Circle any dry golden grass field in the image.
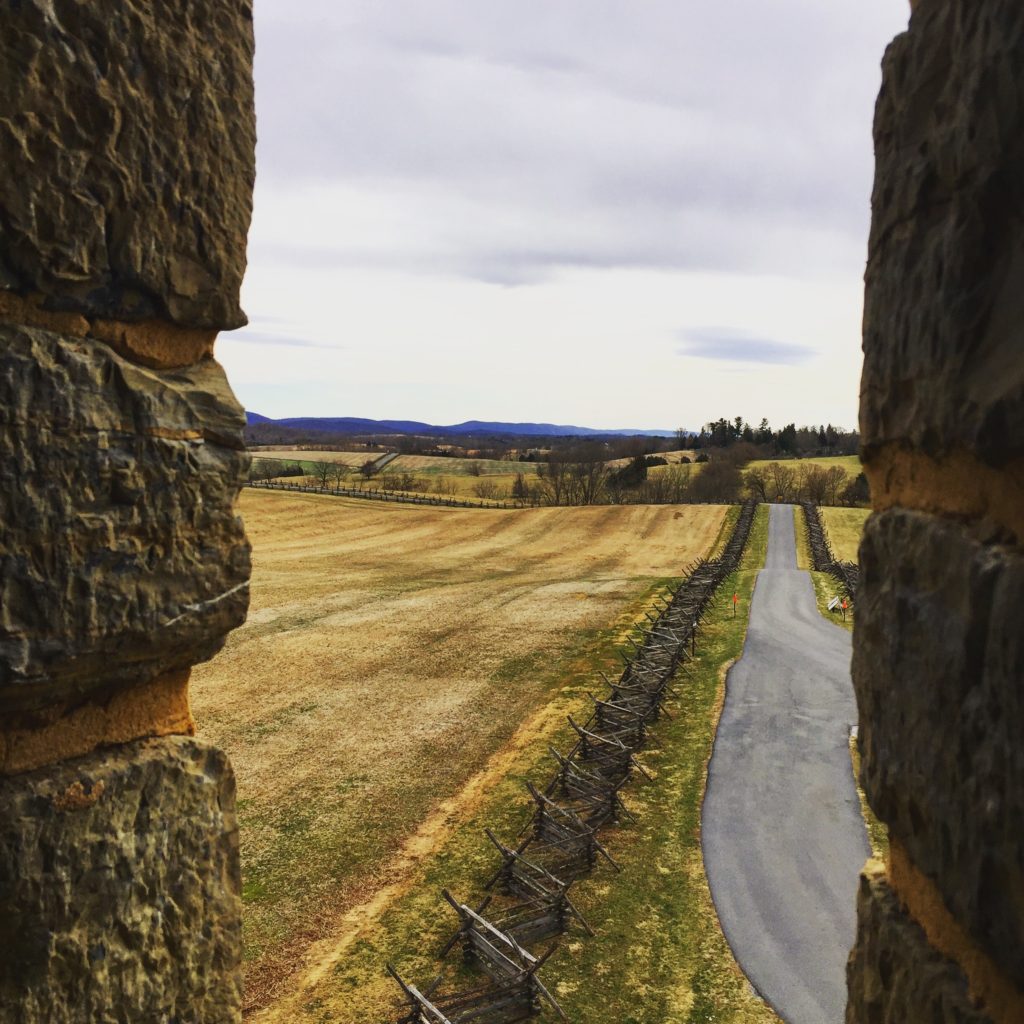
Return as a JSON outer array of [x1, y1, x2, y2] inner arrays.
[[606, 448, 698, 468], [387, 453, 540, 497], [190, 490, 728, 1016], [252, 449, 541, 499], [820, 505, 870, 562], [252, 449, 375, 468]]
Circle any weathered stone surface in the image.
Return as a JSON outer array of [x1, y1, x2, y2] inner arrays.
[[0, 0, 255, 331], [0, 323, 250, 713], [861, 0, 1024, 465], [0, 736, 241, 1023], [853, 508, 1024, 985], [847, 867, 991, 1024]]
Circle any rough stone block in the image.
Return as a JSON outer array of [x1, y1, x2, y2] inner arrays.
[[0, 0, 255, 330], [861, 0, 1024, 463], [0, 323, 250, 713], [0, 736, 241, 1024], [853, 509, 1024, 985], [846, 867, 991, 1024]]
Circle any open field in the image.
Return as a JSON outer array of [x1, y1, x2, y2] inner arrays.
[[251, 449, 537, 477], [389, 453, 532, 475], [252, 450, 542, 498], [190, 490, 729, 1015], [388, 454, 541, 497], [252, 450, 378, 468], [606, 448, 698, 468], [820, 506, 870, 562], [749, 454, 861, 476], [246, 501, 777, 1024]]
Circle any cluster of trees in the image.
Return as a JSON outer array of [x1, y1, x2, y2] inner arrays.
[[250, 441, 869, 508], [526, 444, 752, 506], [687, 417, 859, 457], [249, 458, 308, 481], [744, 462, 868, 506]]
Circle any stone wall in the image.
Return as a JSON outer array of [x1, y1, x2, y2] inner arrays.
[[0, 3, 255, 1021], [848, 2, 1024, 1022]]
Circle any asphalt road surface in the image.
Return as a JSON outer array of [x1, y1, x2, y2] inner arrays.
[[702, 504, 868, 1024]]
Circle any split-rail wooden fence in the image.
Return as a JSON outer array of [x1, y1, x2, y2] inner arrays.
[[385, 501, 758, 1023], [246, 479, 739, 511], [800, 501, 859, 600]]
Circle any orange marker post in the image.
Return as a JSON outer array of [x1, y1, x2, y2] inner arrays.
[[732, 592, 739, 618], [841, 598, 848, 622]]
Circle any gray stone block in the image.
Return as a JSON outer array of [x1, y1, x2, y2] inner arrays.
[[853, 509, 1024, 985], [0, 323, 250, 712], [861, 0, 1024, 463], [846, 869, 991, 1024], [0, 0, 255, 330], [0, 736, 241, 1023]]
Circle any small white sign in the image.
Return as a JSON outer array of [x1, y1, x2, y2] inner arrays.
[[827, 597, 841, 611]]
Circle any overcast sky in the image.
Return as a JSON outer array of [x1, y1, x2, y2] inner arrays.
[[220, 1, 909, 431]]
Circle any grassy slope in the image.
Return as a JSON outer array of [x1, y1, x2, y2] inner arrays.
[[819, 506, 870, 563], [748, 455, 861, 475], [258, 506, 776, 1024]]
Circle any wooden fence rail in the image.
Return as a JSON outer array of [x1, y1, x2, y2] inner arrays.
[[385, 501, 758, 1021], [246, 478, 742, 511], [800, 501, 859, 600]]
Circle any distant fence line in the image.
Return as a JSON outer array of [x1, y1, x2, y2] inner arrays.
[[245, 479, 740, 510], [245, 479, 531, 509]]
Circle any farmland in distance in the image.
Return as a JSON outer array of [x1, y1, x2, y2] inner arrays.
[[252, 449, 539, 498]]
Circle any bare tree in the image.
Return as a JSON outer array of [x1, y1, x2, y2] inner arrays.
[[384, 471, 426, 492], [331, 463, 351, 489], [744, 465, 770, 502], [564, 443, 609, 505], [802, 465, 829, 505], [311, 461, 332, 489], [768, 462, 799, 503], [536, 457, 569, 505], [472, 480, 499, 499], [823, 466, 849, 506], [663, 463, 692, 502]]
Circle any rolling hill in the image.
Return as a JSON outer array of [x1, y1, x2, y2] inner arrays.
[[245, 412, 678, 439]]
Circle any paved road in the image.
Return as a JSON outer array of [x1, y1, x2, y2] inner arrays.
[[702, 504, 868, 1024]]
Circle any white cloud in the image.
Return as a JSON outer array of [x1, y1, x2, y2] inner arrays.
[[223, 0, 909, 429]]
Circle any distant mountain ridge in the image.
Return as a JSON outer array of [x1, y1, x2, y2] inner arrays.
[[245, 412, 677, 438]]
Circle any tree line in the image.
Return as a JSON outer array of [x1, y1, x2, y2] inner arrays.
[[684, 417, 859, 457], [248, 431, 869, 508]]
